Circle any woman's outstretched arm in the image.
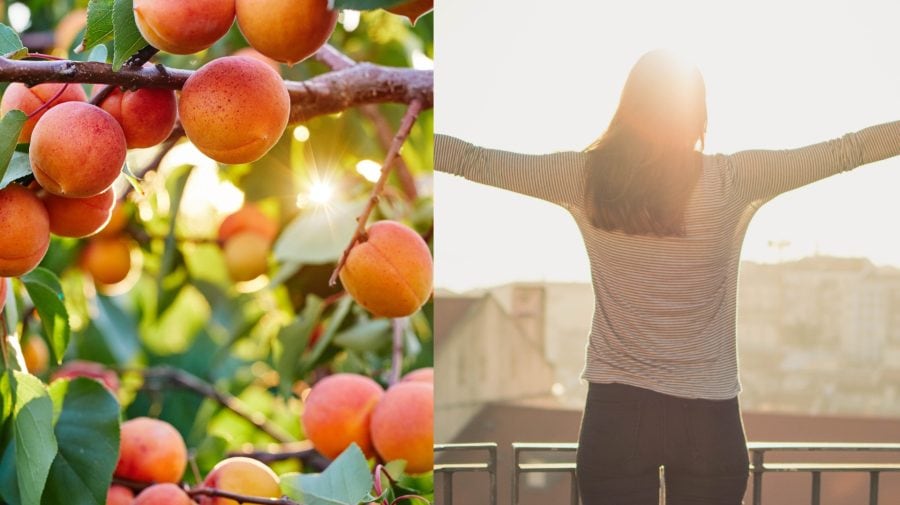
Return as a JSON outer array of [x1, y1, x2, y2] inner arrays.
[[435, 133, 589, 209], [727, 121, 900, 204]]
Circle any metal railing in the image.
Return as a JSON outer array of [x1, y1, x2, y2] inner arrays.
[[435, 442, 900, 505]]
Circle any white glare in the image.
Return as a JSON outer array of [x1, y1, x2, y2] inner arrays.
[[411, 49, 433, 70], [8, 3, 31, 32], [304, 181, 335, 206], [355, 159, 382, 183], [293, 125, 310, 142], [342, 10, 361, 32]]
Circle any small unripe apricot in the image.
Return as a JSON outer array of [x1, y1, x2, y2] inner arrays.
[[179, 56, 289, 164], [106, 485, 135, 505], [93, 85, 177, 148], [236, 0, 337, 65], [387, 0, 434, 24], [223, 232, 270, 282], [371, 381, 433, 474], [217, 204, 278, 244], [42, 187, 115, 238], [30, 102, 126, 197], [339, 221, 433, 318], [199, 457, 280, 505], [133, 0, 236, 55], [52, 360, 120, 393], [134, 483, 195, 505], [0, 82, 87, 143], [22, 337, 49, 374], [116, 417, 188, 484], [302, 373, 384, 459], [401, 367, 433, 384], [80, 237, 134, 286], [0, 184, 51, 277]]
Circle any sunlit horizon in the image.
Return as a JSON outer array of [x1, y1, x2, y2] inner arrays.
[[435, 0, 900, 293]]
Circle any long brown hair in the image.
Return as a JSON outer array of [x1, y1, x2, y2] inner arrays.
[[585, 49, 707, 237]]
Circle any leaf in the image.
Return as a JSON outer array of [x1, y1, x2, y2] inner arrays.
[[9, 372, 58, 505], [276, 296, 323, 395], [0, 110, 26, 181], [89, 295, 141, 365], [333, 319, 391, 352], [0, 152, 32, 190], [274, 200, 367, 266], [112, 0, 148, 70], [81, 0, 115, 53], [297, 296, 353, 377], [41, 378, 121, 505], [281, 444, 374, 505], [21, 268, 70, 366], [330, 0, 407, 10], [0, 23, 27, 59], [157, 164, 194, 316]]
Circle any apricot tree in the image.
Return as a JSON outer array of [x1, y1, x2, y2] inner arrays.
[[0, 1, 433, 504]]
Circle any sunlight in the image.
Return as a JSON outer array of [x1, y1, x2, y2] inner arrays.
[[341, 10, 361, 32], [355, 159, 382, 183], [292, 125, 310, 142]]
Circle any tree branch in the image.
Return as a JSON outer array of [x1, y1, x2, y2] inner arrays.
[[0, 57, 432, 124], [188, 488, 300, 505], [228, 442, 331, 472]]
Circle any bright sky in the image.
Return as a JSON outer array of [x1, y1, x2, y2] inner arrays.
[[434, 0, 900, 292]]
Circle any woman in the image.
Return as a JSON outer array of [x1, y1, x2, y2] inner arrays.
[[434, 49, 900, 504]]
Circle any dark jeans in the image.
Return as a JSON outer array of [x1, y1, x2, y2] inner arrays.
[[576, 382, 749, 505]]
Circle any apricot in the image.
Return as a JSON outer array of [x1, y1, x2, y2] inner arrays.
[[134, 483, 195, 505], [401, 367, 433, 384], [371, 381, 433, 474], [51, 360, 120, 393], [217, 204, 278, 244], [386, 0, 434, 24], [0, 184, 51, 277], [93, 85, 177, 148], [133, 0, 236, 55], [235, 0, 337, 65], [106, 485, 134, 505], [42, 187, 115, 238], [80, 237, 134, 286], [116, 417, 188, 484], [54, 9, 87, 55], [22, 337, 49, 374], [233, 47, 281, 74], [30, 102, 126, 197], [339, 221, 433, 318], [95, 201, 129, 238], [301, 373, 384, 459], [0, 82, 87, 143], [179, 56, 289, 164], [198, 457, 280, 505], [223, 232, 270, 282]]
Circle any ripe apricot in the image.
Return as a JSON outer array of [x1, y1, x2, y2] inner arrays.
[[133, 0, 236, 55], [301, 373, 384, 459], [0, 82, 87, 143], [401, 367, 433, 384], [217, 204, 278, 244], [371, 381, 433, 474], [42, 187, 115, 238], [133, 483, 195, 505], [95, 201, 129, 238], [80, 237, 134, 286], [54, 9, 87, 55], [0, 184, 51, 277], [116, 417, 188, 484], [223, 232, 270, 282], [51, 360, 120, 393], [387, 0, 434, 24], [198, 457, 280, 505], [22, 337, 49, 374], [93, 85, 177, 148], [235, 0, 337, 65], [339, 221, 433, 318], [106, 485, 134, 505], [232, 47, 281, 74], [179, 56, 289, 164], [30, 102, 126, 197]]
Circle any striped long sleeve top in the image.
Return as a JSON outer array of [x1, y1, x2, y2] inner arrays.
[[435, 122, 900, 399]]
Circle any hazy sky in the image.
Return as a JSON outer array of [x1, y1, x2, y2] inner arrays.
[[435, 0, 900, 292]]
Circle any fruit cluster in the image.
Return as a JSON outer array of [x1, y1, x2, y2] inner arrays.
[[302, 368, 434, 474]]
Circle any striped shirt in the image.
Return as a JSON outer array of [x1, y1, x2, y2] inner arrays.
[[435, 122, 900, 399]]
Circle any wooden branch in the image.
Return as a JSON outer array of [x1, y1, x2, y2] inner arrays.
[[188, 488, 300, 505], [229, 441, 331, 472]]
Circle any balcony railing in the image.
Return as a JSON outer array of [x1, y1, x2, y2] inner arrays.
[[434, 442, 900, 505]]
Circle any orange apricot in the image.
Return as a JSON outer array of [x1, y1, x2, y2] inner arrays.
[[301, 373, 384, 459], [371, 381, 433, 474], [106, 485, 135, 505], [0, 184, 51, 277], [93, 85, 177, 148], [0, 82, 87, 143], [401, 367, 433, 384], [94, 200, 129, 238], [54, 9, 87, 55], [42, 187, 115, 238], [198, 457, 280, 505], [79, 237, 134, 286], [235, 0, 337, 65], [30, 102, 126, 197], [22, 337, 49, 374], [51, 360, 120, 393], [339, 221, 433, 318], [133, 0, 236, 55], [217, 204, 278, 244], [232, 47, 281, 74], [223, 232, 270, 282], [387, 0, 434, 24], [179, 56, 289, 164], [116, 417, 188, 484], [133, 483, 195, 505]]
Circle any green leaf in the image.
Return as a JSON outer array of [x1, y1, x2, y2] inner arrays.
[[297, 296, 352, 377], [0, 23, 27, 59], [82, 0, 115, 52], [41, 378, 120, 505], [0, 152, 32, 190], [90, 295, 141, 365], [276, 295, 323, 395], [333, 319, 391, 352], [9, 372, 57, 505], [112, 0, 149, 70], [157, 164, 193, 317], [281, 443, 374, 505], [274, 200, 366, 266], [0, 110, 26, 181], [330, 0, 407, 10], [21, 268, 70, 366]]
